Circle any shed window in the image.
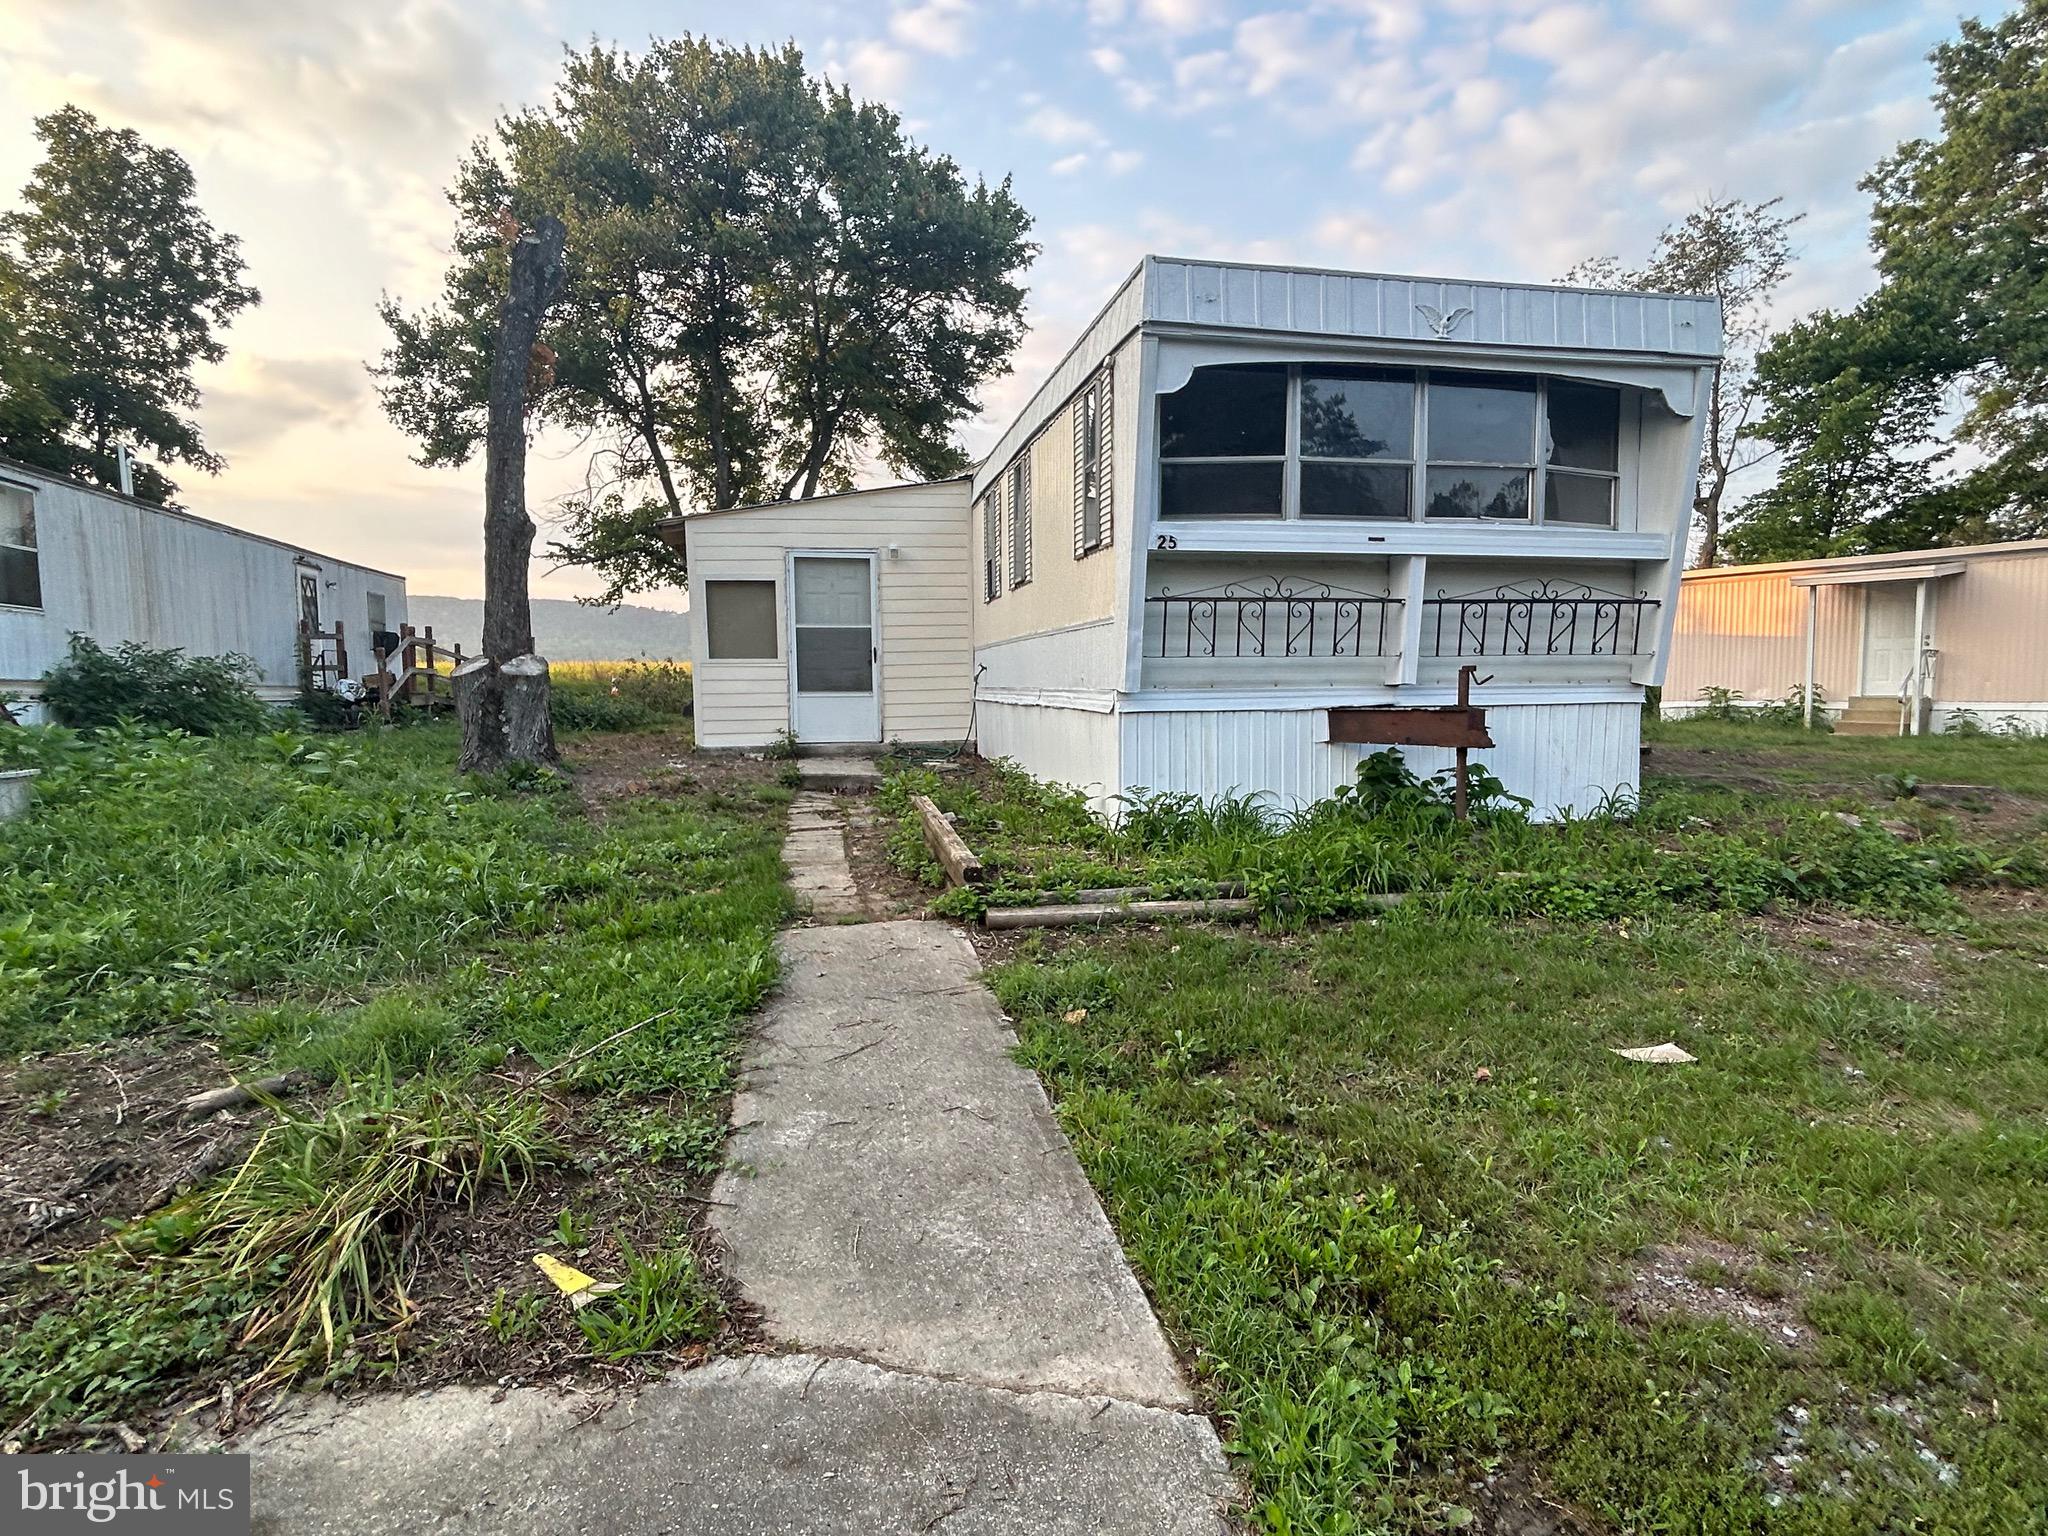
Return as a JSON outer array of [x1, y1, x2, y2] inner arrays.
[[1425, 374, 1537, 521], [0, 485, 40, 610], [704, 579, 778, 659], [1543, 381, 1621, 527], [1158, 365, 1285, 518], [1299, 368, 1413, 520], [366, 591, 388, 634]]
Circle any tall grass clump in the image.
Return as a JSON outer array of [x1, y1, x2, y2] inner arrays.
[[0, 1072, 556, 1430]]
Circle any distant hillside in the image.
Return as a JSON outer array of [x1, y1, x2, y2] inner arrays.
[[404, 596, 691, 662]]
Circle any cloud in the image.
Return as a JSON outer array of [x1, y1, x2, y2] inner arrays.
[[823, 38, 917, 101], [1139, 0, 1225, 34], [1050, 151, 1091, 175], [202, 355, 370, 454], [890, 0, 974, 59], [1023, 104, 1104, 146]]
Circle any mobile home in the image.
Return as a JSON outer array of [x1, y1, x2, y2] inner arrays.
[[667, 256, 1722, 816], [1665, 541, 2048, 735], [0, 456, 408, 722]]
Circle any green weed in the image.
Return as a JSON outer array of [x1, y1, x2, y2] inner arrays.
[[572, 1243, 721, 1361]]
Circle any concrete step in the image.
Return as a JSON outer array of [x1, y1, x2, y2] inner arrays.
[[1833, 720, 1903, 736]]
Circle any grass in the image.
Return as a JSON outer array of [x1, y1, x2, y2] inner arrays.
[[0, 717, 782, 1437], [913, 732, 2048, 1533], [550, 660, 693, 732], [1650, 712, 2048, 799]]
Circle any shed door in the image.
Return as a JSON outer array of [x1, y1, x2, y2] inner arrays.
[[1860, 586, 1919, 696], [789, 554, 880, 743]]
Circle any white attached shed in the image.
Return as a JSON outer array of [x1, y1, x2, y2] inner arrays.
[[668, 480, 974, 750], [1, 456, 408, 722], [668, 255, 1721, 819]]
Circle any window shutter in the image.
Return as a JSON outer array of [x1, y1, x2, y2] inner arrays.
[[1073, 390, 1091, 559], [982, 489, 1002, 601], [1008, 456, 1032, 587], [1097, 364, 1114, 549]]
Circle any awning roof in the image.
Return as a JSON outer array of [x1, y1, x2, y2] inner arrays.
[[1789, 562, 1967, 588]]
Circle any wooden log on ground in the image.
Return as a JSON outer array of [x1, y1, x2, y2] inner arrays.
[[911, 793, 986, 888], [983, 897, 1257, 930], [1063, 882, 1246, 905], [174, 1071, 310, 1121]]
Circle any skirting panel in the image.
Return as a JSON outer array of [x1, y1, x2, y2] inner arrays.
[[975, 699, 1122, 816], [1120, 701, 1642, 820]]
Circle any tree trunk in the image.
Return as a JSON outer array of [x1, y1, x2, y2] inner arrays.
[[459, 214, 567, 774]]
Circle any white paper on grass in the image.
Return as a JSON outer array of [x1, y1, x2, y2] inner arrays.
[[1610, 1042, 1697, 1064]]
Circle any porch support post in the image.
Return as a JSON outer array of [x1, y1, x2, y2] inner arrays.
[[1802, 585, 1818, 729], [1910, 576, 1928, 736]]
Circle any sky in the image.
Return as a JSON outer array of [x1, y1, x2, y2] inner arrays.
[[0, 0, 1999, 607]]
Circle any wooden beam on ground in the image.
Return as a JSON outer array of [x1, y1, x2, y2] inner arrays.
[[983, 897, 1257, 931], [911, 793, 986, 888]]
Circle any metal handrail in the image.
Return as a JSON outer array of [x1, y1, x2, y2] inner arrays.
[[1421, 581, 1657, 658], [1146, 581, 1398, 660]]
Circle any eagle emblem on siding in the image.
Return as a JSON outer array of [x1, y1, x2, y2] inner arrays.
[[1416, 303, 1473, 338]]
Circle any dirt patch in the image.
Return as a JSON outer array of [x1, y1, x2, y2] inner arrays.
[[1647, 746, 2048, 840], [1752, 910, 1952, 1002], [1613, 1236, 1815, 1352], [841, 797, 949, 920], [1459, 1463, 1607, 1535], [1, 1039, 257, 1267], [561, 728, 785, 816]]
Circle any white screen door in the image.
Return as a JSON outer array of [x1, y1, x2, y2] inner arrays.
[[789, 554, 880, 743], [1860, 586, 1919, 695]]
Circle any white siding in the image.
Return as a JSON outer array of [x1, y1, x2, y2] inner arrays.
[[977, 699, 1121, 817], [684, 481, 973, 749], [0, 463, 406, 703], [1121, 700, 1641, 821], [1143, 258, 1722, 359]]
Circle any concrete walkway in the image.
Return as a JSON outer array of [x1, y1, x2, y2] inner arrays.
[[237, 781, 1235, 1533]]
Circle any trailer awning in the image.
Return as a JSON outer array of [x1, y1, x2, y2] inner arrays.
[[1789, 562, 1966, 587]]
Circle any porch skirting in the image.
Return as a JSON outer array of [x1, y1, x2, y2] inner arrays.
[[976, 692, 1644, 821]]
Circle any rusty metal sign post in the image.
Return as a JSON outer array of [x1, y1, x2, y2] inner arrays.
[[1324, 664, 1495, 820]]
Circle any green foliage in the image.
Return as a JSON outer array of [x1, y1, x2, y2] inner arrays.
[[550, 688, 656, 732], [38, 634, 265, 734], [573, 1243, 721, 1360], [1688, 684, 1829, 731], [376, 37, 1035, 603], [1745, 4, 2048, 557], [0, 106, 259, 503]]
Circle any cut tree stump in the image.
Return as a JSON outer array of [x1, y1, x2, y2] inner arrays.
[[911, 793, 986, 888], [501, 655, 559, 766]]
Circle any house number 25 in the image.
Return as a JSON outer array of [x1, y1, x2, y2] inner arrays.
[[1155, 534, 1179, 549]]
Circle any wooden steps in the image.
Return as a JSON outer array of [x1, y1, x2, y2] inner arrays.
[[1835, 695, 1904, 736]]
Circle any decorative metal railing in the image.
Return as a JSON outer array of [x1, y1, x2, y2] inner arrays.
[[1421, 581, 1657, 658], [1146, 581, 1398, 659]]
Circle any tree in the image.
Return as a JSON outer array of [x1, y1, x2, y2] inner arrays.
[[0, 107, 258, 503], [1565, 196, 1802, 566], [1746, 3, 2048, 557], [452, 215, 567, 774], [376, 37, 1034, 604]]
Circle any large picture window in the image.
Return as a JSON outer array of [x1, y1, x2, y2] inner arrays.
[[704, 579, 778, 659], [1155, 365, 1622, 529], [0, 484, 40, 610], [1157, 364, 1286, 518]]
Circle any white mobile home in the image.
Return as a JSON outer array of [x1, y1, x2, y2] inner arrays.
[[1, 457, 408, 722], [666, 256, 1721, 817]]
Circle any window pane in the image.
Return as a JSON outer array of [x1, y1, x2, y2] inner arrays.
[[1159, 365, 1286, 458], [1300, 370, 1413, 459], [0, 546, 41, 609], [0, 488, 33, 549], [1547, 381, 1620, 472], [1427, 375, 1537, 464], [1545, 470, 1615, 527], [705, 580, 778, 659], [793, 558, 870, 626], [1301, 462, 1410, 519], [1425, 467, 1530, 520], [1160, 460, 1283, 518], [795, 627, 872, 693]]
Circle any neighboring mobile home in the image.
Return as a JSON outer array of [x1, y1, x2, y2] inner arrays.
[[666, 256, 1722, 816], [1665, 541, 2048, 735], [0, 456, 408, 722]]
